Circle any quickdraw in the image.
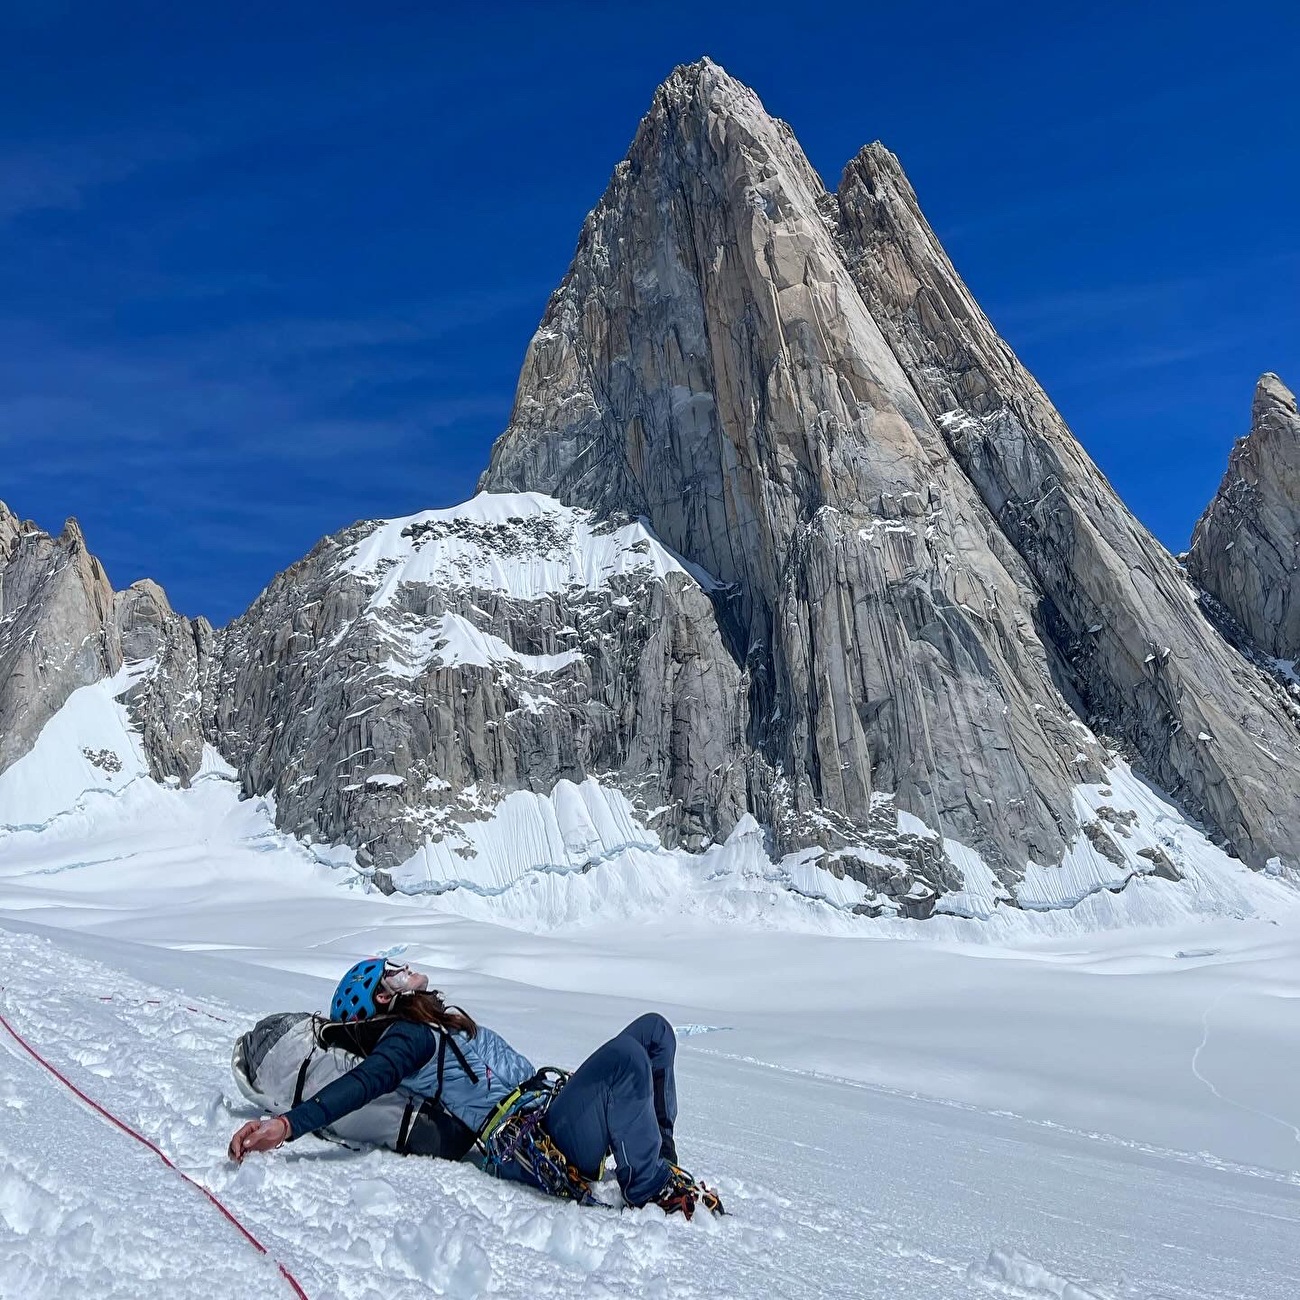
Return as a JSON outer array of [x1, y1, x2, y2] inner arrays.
[[478, 1067, 597, 1206]]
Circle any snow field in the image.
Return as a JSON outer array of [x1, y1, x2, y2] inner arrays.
[[0, 950, 292, 1298], [3, 659, 1300, 1294], [3, 675, 1300, 1174], [4, 925, 1299, 1300]]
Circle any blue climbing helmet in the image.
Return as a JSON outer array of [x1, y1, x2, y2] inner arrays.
[[331, 957, 388, 1022]]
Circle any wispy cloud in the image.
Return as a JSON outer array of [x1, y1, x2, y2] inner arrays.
[[1041, 340, 1237, 393], [0, 286, 538, 620], [0, 129, 196, 224], [983, 251, 1299, 346], [0, 312, 521, 464]]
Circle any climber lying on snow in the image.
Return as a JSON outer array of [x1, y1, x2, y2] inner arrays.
[[227, 958, 724, 1218]]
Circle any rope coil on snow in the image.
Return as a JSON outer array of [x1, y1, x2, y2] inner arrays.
[[0, 1003, 309, 1299]]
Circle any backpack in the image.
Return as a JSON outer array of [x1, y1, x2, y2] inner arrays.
[[231, 1011, 477, 1161]]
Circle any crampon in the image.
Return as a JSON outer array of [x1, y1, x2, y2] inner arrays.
[[651, 1164, 725, 1220]]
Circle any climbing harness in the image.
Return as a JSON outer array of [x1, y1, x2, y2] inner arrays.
[[478, 1067, 598, 1205]]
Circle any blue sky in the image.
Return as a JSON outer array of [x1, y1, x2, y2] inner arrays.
[[1, 1, 1296, 623]]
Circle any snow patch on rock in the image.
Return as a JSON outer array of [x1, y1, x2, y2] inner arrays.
[[386, 779, 660, 898], [374, 612, 583, 681], [340, 492, 717, 608], [428, 612, 584, 674], [920, 760, 1296, 932], [0, 667, 152, 833]]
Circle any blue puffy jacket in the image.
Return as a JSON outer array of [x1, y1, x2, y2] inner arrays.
[[283, 1020, 535, 1144], [404, 1024, 535, 1133]]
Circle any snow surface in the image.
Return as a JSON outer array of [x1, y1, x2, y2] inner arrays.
[[0, 664, 153, 832], [374, 613, 583, 682], [3, 679, 1300, 1296], [339, 492, 717, 608], [426, 612, 583, 674]]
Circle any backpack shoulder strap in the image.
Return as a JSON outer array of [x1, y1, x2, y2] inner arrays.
[[316, 1017, 479, 1091], [317, 1015, 398, 1057], [443, 1031, 479, 1085], [292, 1050, 315, 1108], [431, 1032, 448, 1104], [395, 1098, 417, 1154]]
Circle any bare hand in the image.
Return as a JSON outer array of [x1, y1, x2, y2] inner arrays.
[[228, 1116, 290, 1163]]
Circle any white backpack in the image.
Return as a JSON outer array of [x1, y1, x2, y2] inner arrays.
[[231, 1012, 476, 1159]]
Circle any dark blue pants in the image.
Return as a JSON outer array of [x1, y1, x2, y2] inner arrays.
[[543, 1013, 678, 1205]]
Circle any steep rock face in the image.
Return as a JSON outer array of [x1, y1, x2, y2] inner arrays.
[[113, 579, 212, 783], [5, 61, 1297, 917], [202, 494, 752, 873], [482, 59, 1109, 880], [832, 143, 1300, 870], [1187, 374, 1300, 662], [0, 502, 207, 784], [0, 505, 119, 771]]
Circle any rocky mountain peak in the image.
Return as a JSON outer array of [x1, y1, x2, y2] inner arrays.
[[837, 142, 911, 223], [834, 124, 1300, 873], [0, 511, 119, 770], [0, 501, 19, 553], [0, 506, 206, 782], [647, 56, 797, 139], [608, 56, 796, 219], [482, 60, 1118, 880], [58, 514, 88, 548], [3, 61, 1298, 927], [1187, 372, 1300, 661], [654, 56, 752, 107], [484, 59, 1300, 880], [842, 140, 904, 183], [1254, 370, 1297, 427]]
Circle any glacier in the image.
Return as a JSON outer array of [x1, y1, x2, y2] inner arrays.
[[2, 672, 1300, 1297]]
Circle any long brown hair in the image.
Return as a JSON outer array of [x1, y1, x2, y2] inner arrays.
[[392, 989, 477, 1038]]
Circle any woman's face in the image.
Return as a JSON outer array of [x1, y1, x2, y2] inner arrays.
[[381, 963, 429, 996]]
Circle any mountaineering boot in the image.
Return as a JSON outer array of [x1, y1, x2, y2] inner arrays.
[[650, 1164, 725, 1220]]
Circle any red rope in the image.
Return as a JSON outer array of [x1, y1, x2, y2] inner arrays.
[[97, 994, 231, 1023], [0, 1007, 308, 1299]]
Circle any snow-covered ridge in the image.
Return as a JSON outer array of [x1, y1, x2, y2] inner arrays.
[[340, 491, 718, 606], [204, 484, 747, 876]]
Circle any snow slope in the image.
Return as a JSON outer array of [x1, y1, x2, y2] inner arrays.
[[2, 675, 1300, 1297], [3, 918, 1300, 1300]]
